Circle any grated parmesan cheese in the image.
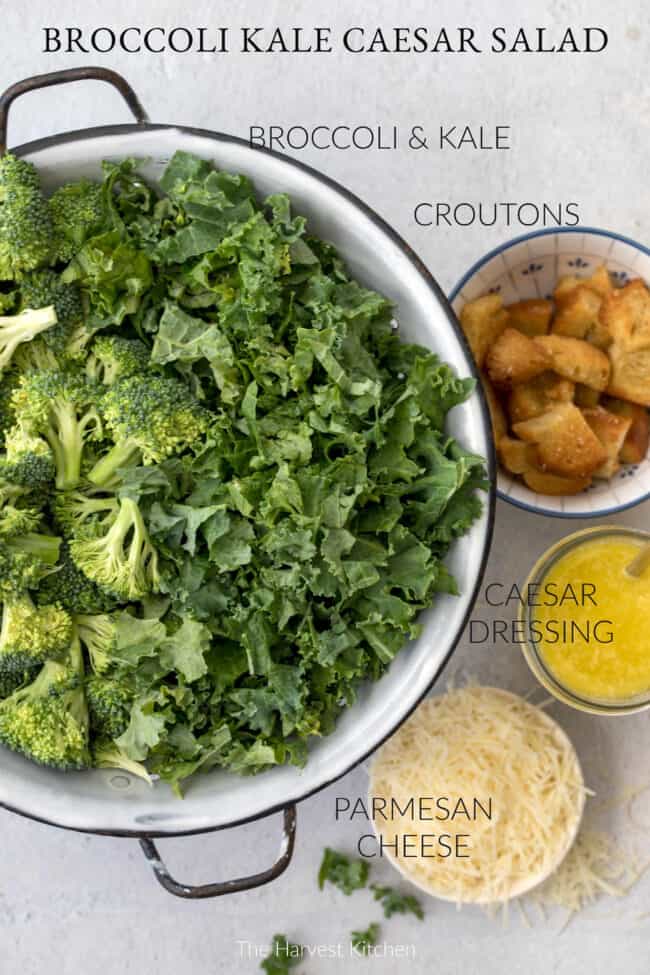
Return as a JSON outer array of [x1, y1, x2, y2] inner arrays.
[[369, 686, 585, 904], [531, 830, 626, 912]]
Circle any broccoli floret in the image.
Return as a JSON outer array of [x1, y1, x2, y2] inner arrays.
[[88, 375, 210, 486], [0, 534, 61, 596], [0, 593, 72, 672], [86, 335, 151, 385], [19, 268, 96, 361], [0, 288, 17, 314], [0, 633, 89, 769], [49, 180, 105, 265], [0, 306, 58, 373], [86, 675, 132, 738], [0, 154, 55, 280], [0, 424, 55, 489], [92, 739, 152, 783], [69, 497, 160, 601], [11, 369, 103, 490], [0, 368, 20, 438], [0, 662, 40, 700], [12, 338, 60, 374], [0, 480, 31, 511], [20, 269, 84, 353], [0, 501, 61, 595], [0, 544, 57, 595], [76, 612, 116, 673], [35, 541, 118, 615], [0, 502, 43, 537], [52, 489, 119, 538]]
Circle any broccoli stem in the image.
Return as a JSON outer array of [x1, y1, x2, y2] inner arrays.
[[126, 499, 157, 579], [8, 532, 61, 564], [69, 630, 85, 678], [101, 498, 146, 572], [87, 439, 141, 487], [68, 495, 119, 525], [101, 502, 134, 575], [0, 306, 58, 372], [69, 637, 90, 740], [0, 599, 17, 655], [93, 742, 152, 784], [46, 401, 101, 490]]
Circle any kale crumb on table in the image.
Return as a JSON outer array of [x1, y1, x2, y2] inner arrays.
[[0, 149, 484, 791]]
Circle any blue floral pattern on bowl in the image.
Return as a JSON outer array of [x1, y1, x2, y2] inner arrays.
[[449, 228, 650, 519]]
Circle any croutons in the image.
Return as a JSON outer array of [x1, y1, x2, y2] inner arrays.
[[586, 264, 615, 298], [574, 384, 601, 409], [554, 265, 613, 301], [513, 403, 607, 478], [506, 299, 553, 337], [602, 397, 650, 464], [459, 294, 509, 368], [603, 282, 650, 404], [600, 279, 650, 351], [552, 285, 610, 348], [481, 374, 508, 445], [498, 436, 538, 475], [458, 269, 650, 496], [554, 275, 582, 301], [486, 328, 551, 387], [582, 407, 632, 479], [523, 469, 592, 496], [607, 345, 650, 407], [534, 334, 610, 391], [508, 372, 575, 423], [553, 285, 601, 338]]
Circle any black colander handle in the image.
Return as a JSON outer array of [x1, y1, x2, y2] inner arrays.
[[139, 804, 297, 899], [0, 66, 148, 153]]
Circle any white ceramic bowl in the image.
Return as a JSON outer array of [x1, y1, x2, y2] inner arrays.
[[0, 126, 493, 839], [450, 228, 650, 519]]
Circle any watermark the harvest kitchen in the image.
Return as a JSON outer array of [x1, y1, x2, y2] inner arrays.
[[237, 938, 417, 962]]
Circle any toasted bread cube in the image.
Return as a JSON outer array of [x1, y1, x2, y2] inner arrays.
[[574, 384, 601, 408], [513, 403, 607, 477], [534, 334, 610, 391], [523, 469, 592, 496], [459, 295, 509, 367], [602, 397, 650, 464], [607, 345, 650, 406], [585, 319, 612, 350], [583, 407, 632, 479], [498, 436, 538, 475], [486, 328, 551, 387], [506, 299, 553, 337], [553, 285, 602, 339], [508, 372, 575, 423], [554, 275, 582, 301], [481, 374, 508, 445], [586, 265, 615, 298], [552, 285, 610, 349], [600, 279, 650, 351], [554, 265, 613, 302]]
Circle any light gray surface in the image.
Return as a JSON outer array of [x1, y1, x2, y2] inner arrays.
[[1, 1, 649, 972]]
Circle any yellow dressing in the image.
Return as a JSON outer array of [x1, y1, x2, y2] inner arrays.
[[534, 536, 650, 702]]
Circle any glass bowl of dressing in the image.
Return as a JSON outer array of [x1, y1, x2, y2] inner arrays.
[[519, 525, 650, 715]]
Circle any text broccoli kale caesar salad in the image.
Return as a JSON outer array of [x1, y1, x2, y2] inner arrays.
[[0, 149, 484, 793]]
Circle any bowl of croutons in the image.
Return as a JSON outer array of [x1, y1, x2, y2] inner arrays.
[[450, 228, 650, 517]]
